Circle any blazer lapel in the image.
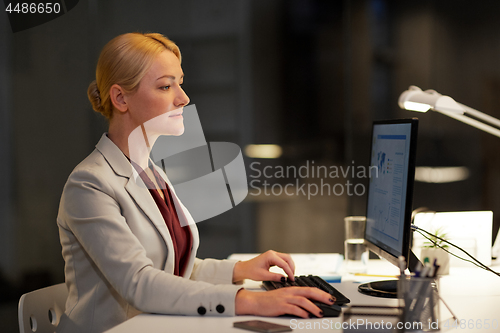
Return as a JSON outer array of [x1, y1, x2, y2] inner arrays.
[[124, 177, 176, 273], [96, 134, 176, 273]]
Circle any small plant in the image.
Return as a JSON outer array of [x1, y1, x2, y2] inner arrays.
[[423, 227, 449, 249]]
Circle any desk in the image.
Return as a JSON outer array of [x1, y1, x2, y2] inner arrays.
[[105, 257, 500, 333]]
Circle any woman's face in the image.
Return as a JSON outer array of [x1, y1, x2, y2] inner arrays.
[[125, 50, 189, 136]]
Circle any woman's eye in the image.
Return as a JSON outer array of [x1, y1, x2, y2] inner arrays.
[[161, 86, 170, 91]]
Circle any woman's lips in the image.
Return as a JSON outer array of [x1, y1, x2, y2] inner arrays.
[[169, 111, 183, 118]]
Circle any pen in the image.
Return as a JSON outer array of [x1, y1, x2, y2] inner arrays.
[[428, 265, 435, 278], [414, 262, 422, 277], [432, 264, 440, 277], [432, 259, 439, 278], [420, 263, 430, 278], [398, 256, 406, 276]]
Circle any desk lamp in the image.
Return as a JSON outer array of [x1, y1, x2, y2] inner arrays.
[[399, 85, 500, 259], [398, 85, 500, 138]]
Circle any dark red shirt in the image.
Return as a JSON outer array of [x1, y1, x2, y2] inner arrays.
[[133, 162, 192, 276]]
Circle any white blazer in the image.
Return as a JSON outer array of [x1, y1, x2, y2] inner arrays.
[[56, 134, 241, 333]]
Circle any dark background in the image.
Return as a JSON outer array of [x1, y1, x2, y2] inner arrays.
[[2, 0, 500, 331]]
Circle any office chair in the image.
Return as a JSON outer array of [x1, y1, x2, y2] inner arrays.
[[18, 283, 68, 333]]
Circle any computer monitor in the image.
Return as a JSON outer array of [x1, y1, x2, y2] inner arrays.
[[359, 118, 419, 298]]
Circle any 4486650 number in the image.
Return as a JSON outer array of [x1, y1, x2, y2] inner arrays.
[[5, 2, 61, 14], [442, 318, 499, 330]]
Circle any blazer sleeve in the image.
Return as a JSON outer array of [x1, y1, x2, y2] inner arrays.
[[190, 258, 239, 285], [58, 166, 242, 316]]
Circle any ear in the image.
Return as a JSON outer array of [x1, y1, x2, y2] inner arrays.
[[109, 84, 128, 113]]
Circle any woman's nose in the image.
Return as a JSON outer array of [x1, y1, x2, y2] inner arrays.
[[175, 87, 190, 107]]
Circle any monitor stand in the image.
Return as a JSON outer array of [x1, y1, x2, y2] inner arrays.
[[357, 250, 420, 298]]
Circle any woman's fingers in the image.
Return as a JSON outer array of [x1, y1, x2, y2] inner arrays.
[[239, 250, 297, 282], [287, 295, 322, 318], [272, 287, 334, 318], [292, 287, 335, 307], [235, 277, 337, 319], [282, 302, 311, 319], [264, 251, 295, 280], [275, 252, 296, 275]]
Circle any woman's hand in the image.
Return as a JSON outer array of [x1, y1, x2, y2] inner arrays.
[[235, 287, 335, 318], [232, 250, 295, 283]]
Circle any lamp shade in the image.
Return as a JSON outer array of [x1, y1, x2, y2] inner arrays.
[[398, 86, 464, 114]]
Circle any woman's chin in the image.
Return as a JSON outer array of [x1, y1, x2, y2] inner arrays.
[[170, 126, 185, 136]]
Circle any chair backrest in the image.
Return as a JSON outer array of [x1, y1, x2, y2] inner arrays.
[[18, 283, 68, 333]]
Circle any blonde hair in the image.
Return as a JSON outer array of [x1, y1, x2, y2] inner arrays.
[[87, 32, 181, 120]]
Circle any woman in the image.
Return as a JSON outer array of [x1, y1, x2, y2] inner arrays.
[[56, 32, 334, 333]]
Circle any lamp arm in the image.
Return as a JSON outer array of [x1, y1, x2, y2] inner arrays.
[[435, 108, 500, 138], [400, 86, 500, 138], [458, 103, 500, 129]]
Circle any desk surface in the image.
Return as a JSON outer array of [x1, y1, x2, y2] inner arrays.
[[105, 257, 500, 333]]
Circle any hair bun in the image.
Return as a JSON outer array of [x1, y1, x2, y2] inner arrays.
[[87, 80, 103, 113]]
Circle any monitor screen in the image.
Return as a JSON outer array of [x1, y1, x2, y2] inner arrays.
[[364, 118, 418, 269]]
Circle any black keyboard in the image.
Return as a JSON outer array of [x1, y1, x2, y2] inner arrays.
[[262, 275, 350, 317]]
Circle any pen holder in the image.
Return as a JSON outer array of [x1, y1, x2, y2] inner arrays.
[[398, 276, 440, 332]]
